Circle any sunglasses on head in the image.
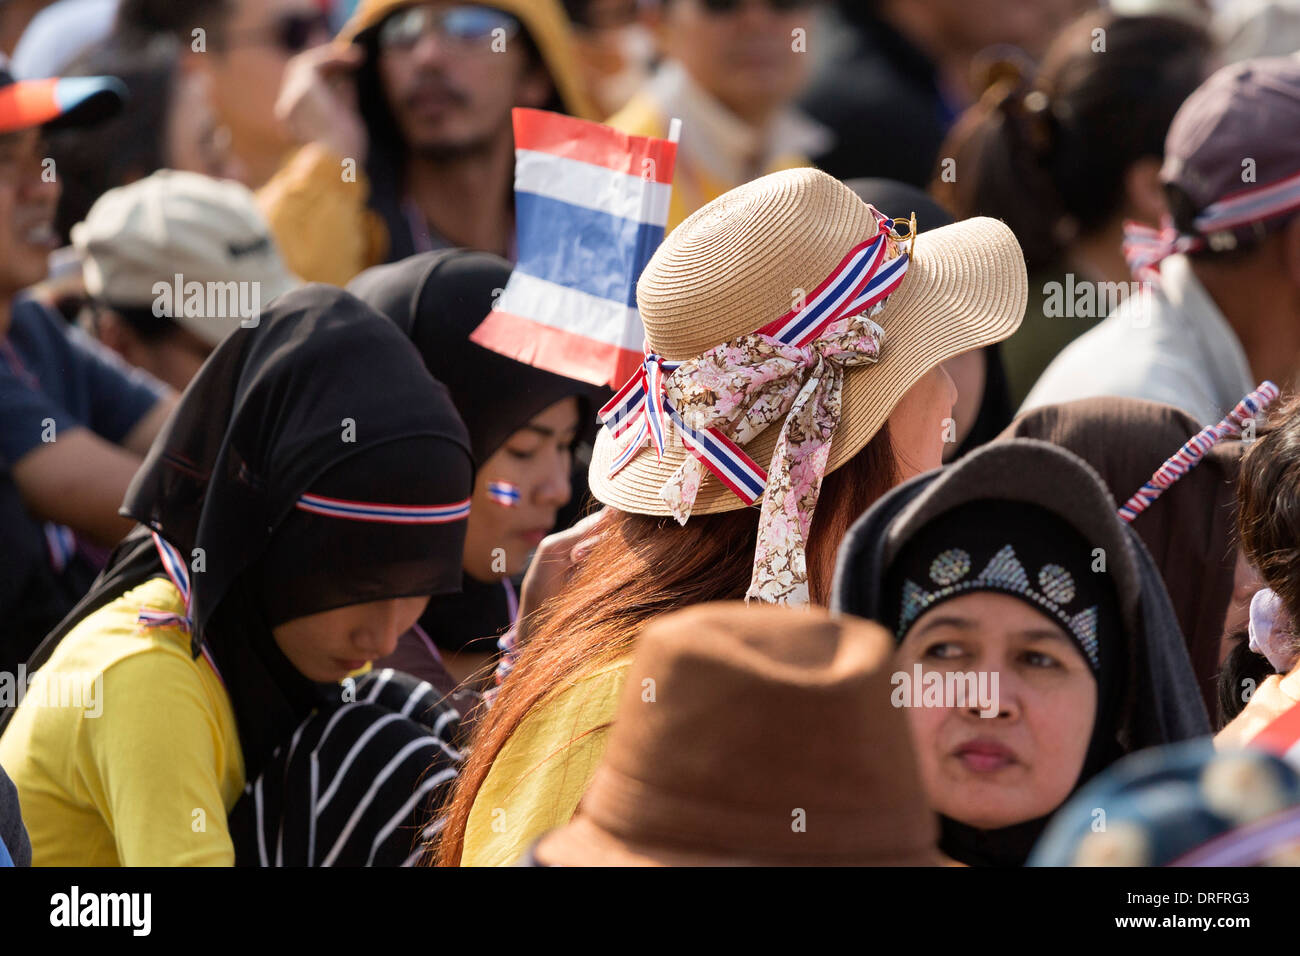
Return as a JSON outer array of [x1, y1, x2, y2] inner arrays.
[[378, 4, 522, 51], [698, 0, 816, 13]]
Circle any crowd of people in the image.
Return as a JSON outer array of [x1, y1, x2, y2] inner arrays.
[[1, 0, 1300, 869]]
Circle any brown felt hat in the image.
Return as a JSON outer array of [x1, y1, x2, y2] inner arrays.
[[588, 167, 1028, 517], [533, 601, 945, 867]]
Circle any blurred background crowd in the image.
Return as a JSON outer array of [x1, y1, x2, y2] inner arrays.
[[3, 0, 1300, 870]]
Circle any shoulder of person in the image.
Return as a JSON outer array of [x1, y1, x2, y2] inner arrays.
[[4, 299, 66, 348], [47, 578, 201, 685], [604, 94, 664, 139]]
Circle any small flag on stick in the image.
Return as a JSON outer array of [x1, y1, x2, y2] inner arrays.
[[470, 108, 679, 387]]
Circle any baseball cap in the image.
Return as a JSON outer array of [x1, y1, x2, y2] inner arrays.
[[71, 170, 301, 347], [1161, 56, 1300, 248], [0, 65, 125, 135]]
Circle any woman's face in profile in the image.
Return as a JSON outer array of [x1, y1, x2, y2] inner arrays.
[[895, 591, 1097, 830], [887, 363, 958, 480], [273, 595, 430, 683], [460, 397, 580, 580]]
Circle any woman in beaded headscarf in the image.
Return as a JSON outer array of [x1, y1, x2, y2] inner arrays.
[[832, 438, 1210, 867]]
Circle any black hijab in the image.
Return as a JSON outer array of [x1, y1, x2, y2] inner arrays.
[[831, 439, 1210, 866], [3, 287, 475, 777], [348, 250, 609, 652]]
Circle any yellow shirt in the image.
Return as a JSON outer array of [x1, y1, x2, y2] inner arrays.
[[0, 577, 244, 866], [462, 656, 631, 866]]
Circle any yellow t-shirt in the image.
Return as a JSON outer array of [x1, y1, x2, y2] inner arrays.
[[0, 577, 244, 866], [462, 657, 631, 866]]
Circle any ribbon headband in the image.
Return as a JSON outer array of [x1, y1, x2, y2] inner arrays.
[[599, 206, 912, 605], [295, 493, 471, 524], [1123, 168, 1300, 281], [1118, 381, 1278, 522]]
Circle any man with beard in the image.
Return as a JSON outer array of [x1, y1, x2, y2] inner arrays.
[[260, 1, 596, 286], [606, 0, 828, 231]]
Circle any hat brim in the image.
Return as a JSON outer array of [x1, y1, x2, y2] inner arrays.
[[0, 76, 126, 136], [534, 813, 950, 867], [588, 216, 1028, 516]]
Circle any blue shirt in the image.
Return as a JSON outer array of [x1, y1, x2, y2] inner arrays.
[[0, 299, 166, 672], [0, 299, 166, 468]]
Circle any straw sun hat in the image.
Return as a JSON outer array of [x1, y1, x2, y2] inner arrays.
[[589, 167, 1028, 517]]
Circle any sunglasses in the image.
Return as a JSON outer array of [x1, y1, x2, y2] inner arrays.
[[378, 4, 522, 51], [274, 11, 334, 53], [698, 0, 817, 13], [227, 11, 333, 54]]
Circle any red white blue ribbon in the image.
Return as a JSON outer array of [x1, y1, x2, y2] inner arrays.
[[1123, 168, 1300, 281], [43, 522, 78, 574], [599, 209, 909, 508], [1122, 218, 1204, 282], [488, 480, 521, 507], [296, 493, 471, 524], [1118, 381, 1279, 522], [136, 531, 225, 685]]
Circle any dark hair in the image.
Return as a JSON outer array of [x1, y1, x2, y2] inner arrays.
[[1233, 394, 1300, 701], [432, 426, 898, 865], [49, 36, 179, 245], [115, 0, 234, 48], [1238, 397, 1300, 617], [931, 12, 1210, 272], [1217, 636, 1274, 725], [96, 303, 185, 345]]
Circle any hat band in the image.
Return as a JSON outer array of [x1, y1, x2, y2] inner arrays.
[[598, 208, 910, 605], [295, 493, 472, 524], [1124, 168, 1300, 280]]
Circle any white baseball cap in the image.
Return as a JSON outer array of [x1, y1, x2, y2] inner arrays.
[[72, 170, 300, 346]]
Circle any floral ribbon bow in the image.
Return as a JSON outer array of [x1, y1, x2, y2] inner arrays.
[[600, 209, 910, 605]]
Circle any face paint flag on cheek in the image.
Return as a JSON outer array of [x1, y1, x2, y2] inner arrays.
[[489, 480, 521, 507]]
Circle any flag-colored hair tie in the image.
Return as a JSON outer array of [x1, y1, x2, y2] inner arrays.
[[1117, 381, 1279, 522]]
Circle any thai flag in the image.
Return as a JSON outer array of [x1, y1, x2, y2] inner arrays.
[[488, 481, 521, 507], [470, 108, 678, 388]]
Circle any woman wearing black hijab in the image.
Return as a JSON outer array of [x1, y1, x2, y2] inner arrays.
[[0, 286, 475, 866], [831, 439, 1210, 866], [348, 251, 608, 691]]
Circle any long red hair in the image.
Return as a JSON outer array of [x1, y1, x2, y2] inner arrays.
[[433, 426, 898, 865]]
